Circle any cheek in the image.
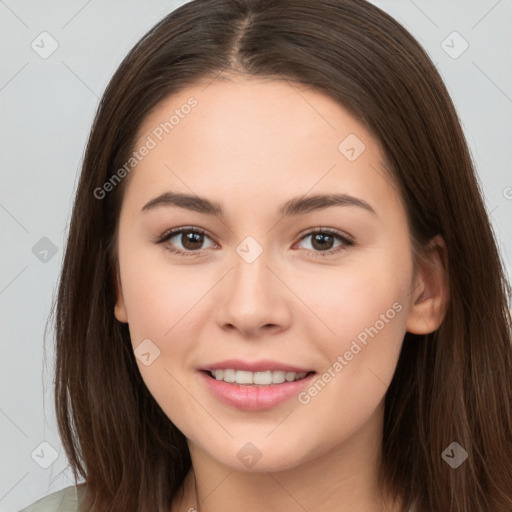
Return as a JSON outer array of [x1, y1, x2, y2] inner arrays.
[[289, 243, 411, 414], [118, 237, 206, 343], [118, 249, 207, 426], [289, 262, 409, 452], [292, 245, 411, 348]]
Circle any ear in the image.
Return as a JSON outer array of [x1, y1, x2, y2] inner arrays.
[[113, 267, 128, 323], [406, 235, 449, 335]]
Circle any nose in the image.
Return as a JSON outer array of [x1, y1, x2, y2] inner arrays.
[[214, 247, 292, 339]]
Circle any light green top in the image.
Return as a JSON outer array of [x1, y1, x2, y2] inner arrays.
[[19, 484, 416, 511], [19, 485, 83, 512]]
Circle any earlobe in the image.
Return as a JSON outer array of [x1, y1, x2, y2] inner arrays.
[[113, 269, 128, 323], [405, 235, 449, 335], [115, 301, 128, 323]]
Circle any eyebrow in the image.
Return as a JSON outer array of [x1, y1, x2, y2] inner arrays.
[[141, 191, 377, 217]]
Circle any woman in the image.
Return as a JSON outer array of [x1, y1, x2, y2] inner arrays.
[[21, 0, 512, 511]]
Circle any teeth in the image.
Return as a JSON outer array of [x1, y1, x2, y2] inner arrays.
[[285, 372, 297, 382], [236, 370, 253, 385], [253, 371, 272, 385], [211, 369, 308, 385]]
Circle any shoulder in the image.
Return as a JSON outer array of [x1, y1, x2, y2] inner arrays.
[[19, 484, 85, 512]]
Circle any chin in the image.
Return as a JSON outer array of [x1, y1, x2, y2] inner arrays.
[[196, 435, 318, 473]]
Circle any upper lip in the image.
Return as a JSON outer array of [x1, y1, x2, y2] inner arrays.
[[200, 359, 315, 374]]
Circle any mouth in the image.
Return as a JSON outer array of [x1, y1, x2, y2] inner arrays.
[[199, 368, 317, 410], [201, 369, 316, 387]]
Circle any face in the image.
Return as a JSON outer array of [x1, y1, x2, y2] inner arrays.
[[113, 76, 439, 473]]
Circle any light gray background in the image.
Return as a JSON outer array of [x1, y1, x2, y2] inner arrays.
[[1, 1, 511, 510]]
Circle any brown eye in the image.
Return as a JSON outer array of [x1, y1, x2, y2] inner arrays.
[[179, 231, 205, 250], [297, 229, 353, 256], [157, 227, 216, 256], [311, 232, 335, 251]]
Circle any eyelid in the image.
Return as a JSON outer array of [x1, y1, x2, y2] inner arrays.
[[157, 225, 211, 242], [297, 226, 353, 243]]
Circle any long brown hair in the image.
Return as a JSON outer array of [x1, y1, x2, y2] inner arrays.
[[53, 1, 512, 510]]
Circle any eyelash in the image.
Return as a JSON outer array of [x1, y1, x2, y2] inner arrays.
[[154, 226, 354, 258]]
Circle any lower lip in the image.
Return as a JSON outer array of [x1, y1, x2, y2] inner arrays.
[[199, 371, 316, 411]]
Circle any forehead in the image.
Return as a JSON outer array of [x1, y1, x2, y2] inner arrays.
[[127, 76, 401, 218], [135, 76, 375, 161]]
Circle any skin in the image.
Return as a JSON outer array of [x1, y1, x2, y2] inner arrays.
[[114, 75, 448, 512]]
